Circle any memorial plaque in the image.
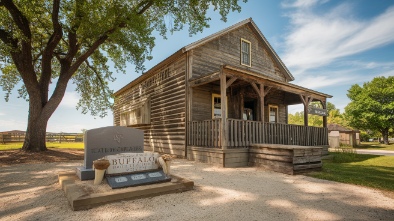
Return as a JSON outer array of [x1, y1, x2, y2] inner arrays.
[[105, 152, 160, 175], [76, 126, 144, 180], [106, 169, 171, 189]]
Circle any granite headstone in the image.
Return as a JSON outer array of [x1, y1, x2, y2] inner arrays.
[[105, 152, 160, 175], [76, 126, 144, 180]]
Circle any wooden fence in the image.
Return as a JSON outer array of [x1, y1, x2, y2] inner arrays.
[[188, 119, 328, 148], [0, 133, 83, 144]]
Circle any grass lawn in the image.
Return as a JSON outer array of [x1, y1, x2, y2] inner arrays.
[[357, 142, 394, 151], [0, 142, 84, 151], [308, 152, 394, 192]]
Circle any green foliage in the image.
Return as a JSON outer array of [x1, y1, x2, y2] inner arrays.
[[288, 102, 342, 127], [309, 154, 394, 192], [345, 76, 394, 144], [0, 0, 246, 118]]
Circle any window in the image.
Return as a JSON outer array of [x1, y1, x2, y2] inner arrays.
[[212, 94, 227, 118], [120, 98, 150, 126], [241, 38, 251, 67], [268, 105, 278, 123]]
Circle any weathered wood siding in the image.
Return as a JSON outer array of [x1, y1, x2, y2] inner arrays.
[[191, 25, 285, 81], [114, 55, 187, 157], [191, 84, 239, 121]]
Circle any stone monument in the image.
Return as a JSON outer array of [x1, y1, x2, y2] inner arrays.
[[76, 126, 144, 180], [104, 152, 171, 189]]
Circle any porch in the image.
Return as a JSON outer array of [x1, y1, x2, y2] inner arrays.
[[188, 118, 328, 148], [186, 65, 331, 171], [187, 119, 328, 171]]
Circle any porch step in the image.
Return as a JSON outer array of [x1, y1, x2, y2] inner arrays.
[[249, 144, 323, 175]]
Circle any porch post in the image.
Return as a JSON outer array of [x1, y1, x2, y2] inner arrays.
[[220, 71, 227, 149], [322, 100, 327, 128], [240, 88, 244, 120], [260, 84, 265, 122], [300, 95, 312, 126]]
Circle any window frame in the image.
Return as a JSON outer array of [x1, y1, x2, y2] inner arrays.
[[212, 93, 228, 119], [120, 97, 151, 126], [240, 38, 252, 67], [268, 104, 278, 123]]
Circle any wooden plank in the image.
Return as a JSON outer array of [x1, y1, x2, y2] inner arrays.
[[294, 162, 322, 170], [293, 156, 321, 164], [249, 153, 292, 162], [249, 148, 293, 156]]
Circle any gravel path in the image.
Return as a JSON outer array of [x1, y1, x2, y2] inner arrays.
[[1, 159, 393, 221]]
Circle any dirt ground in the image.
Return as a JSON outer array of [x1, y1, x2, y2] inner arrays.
[[0, 148, 84, 166], [1, 149, 393, 221]]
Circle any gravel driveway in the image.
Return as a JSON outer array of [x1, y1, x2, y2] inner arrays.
[[1, 159, 393, 221]]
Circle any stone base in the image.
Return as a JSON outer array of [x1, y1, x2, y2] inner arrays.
[[58, 171, 194, 211], [76, 167, 94, 180], [106, 169, 171, 189]]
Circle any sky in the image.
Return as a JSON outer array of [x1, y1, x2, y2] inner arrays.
[[1, 0, 394, 133]]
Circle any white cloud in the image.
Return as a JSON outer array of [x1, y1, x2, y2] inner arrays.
[[0, 119, 26, 131], [59, 91, 79, 108], [282, 3, 394, 76], [282, 0, 328, 9], [293, 75, 355, 90], [378, 69, 394, 78], [0, 112, 4, 116]]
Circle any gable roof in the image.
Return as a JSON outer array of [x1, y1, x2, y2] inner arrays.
[[183, 18, 295, 81], [328, 124, 359, 132], [115, 18, 295, 96]]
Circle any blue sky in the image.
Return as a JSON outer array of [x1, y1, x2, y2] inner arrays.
[[1, 0, 394, 132]]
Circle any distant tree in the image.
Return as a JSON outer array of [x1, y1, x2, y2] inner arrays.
[[326, 103, 348, 126], [345, 76, 394, 144], [288, 111, 304, 125], [0, 0, 245, 152], [288, 102, 337, 127]]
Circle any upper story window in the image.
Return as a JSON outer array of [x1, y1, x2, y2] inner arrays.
[[241, 38, 251, 67]]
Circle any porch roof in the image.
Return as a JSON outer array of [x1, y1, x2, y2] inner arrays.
[[189, 65, 332, 101]]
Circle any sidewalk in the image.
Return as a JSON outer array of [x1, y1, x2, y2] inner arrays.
[[355, 149, 394, 156]]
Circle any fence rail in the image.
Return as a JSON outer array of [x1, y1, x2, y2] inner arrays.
[[188, 119, 328, 148], [0, 133, 83, 144]]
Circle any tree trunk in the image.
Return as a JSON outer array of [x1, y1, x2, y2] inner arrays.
[[22, 119, 48, 152], [381, 128, 389, 145], [22, 98, 50, 152]]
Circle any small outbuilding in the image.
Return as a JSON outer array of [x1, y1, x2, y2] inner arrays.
[[328, 124, 360, 148]]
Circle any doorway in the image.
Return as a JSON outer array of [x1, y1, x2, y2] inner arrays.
[[243, 100, 256, 120]]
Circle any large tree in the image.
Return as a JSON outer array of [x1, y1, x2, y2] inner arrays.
[[345, 76, 394, 144], [0, 0, 245, 152]]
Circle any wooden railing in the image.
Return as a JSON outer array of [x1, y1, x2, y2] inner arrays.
[[188, 119, 221, 148], [188, 119, 329, 148]]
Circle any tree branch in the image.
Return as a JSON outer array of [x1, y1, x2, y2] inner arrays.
[[39, 0, 63, 103], [85, 60, 106, 89], [1, 0, 31, 38], [0, 28, 18, 48], [137, 0, 154, 14]]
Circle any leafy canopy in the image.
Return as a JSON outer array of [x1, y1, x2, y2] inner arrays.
[[0, 0, 245, 117], [345, 76, 394, 132]]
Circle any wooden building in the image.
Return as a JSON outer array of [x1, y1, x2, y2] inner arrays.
[[328, 124, 360, 147], [114, 18, 332, 169]]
